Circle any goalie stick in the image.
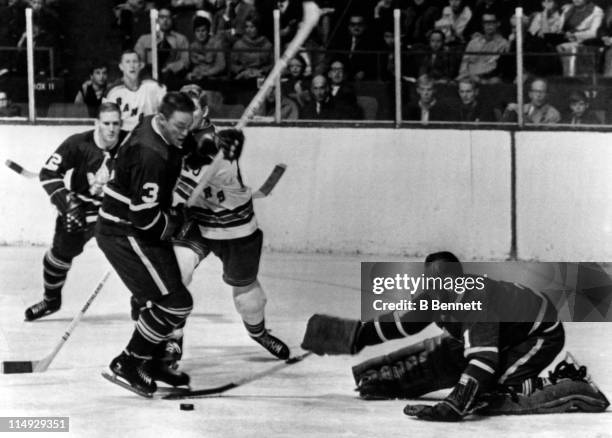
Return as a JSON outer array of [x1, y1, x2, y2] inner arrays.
[[186, 1, 321, 207], [162, 351, 313, 400], [252, 163, 287, 199], [1, 270, 111, 374], [5, 159, 38, 179]]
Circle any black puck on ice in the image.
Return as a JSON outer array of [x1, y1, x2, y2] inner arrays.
[[180, 403, 194, 411]]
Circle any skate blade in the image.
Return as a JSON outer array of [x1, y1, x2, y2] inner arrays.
[[101, 371, 154, 399]]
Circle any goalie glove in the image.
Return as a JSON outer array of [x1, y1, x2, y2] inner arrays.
[[404, 375, 481, 422], [51, 189, 87, 233], [301, 314, 363, 355]]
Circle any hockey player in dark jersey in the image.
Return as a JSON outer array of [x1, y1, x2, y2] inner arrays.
[[25, 103, 123, 321], [96, 92, 195, 396], [302, 251, 609, 421], [170, 85, 290, 361]]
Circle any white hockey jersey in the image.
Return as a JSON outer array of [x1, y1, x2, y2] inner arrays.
[[174, 159, 258, 240], [103, 79, 166, 131]]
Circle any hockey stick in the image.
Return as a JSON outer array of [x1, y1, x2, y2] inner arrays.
[[1, 270, 111, 374], [162, 351, 312, 399], [5, 159, 39, 179], [252, 163, 287, 199], [186, 2, 321, 207]]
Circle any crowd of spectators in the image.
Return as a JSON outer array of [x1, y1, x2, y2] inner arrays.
[[1, 0, 612, 123]]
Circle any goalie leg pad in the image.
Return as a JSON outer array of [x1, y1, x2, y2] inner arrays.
[[301, 314, 361, 355], [233, 281, 267, 326], [352, 334, 466, 400]]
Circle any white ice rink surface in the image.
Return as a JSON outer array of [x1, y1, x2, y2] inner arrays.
[[1, 245, 611, 438]]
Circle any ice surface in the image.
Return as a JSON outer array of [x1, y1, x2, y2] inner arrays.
[[1, 246, 611, 438]]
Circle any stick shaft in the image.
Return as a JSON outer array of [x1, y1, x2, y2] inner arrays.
[[34, 270, 111, 372]]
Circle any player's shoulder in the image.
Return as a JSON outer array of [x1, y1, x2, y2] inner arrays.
[[105, 79, 128, 97], [140, 78, 165, 91]]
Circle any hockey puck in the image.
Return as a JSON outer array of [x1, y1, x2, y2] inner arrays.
[[180, 403, 194, 411]]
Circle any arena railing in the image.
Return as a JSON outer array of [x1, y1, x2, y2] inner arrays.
[[4, 6, 612, 130]]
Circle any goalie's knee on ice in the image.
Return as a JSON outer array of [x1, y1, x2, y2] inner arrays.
[[233, 281, 266, 317]]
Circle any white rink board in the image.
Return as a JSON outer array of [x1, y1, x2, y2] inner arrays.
[[0, 125, 512, 259], [516, 131, 612, 261]]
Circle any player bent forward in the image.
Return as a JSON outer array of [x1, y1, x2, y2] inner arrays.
[[171, 98, 290, 360], [25, 103, 123, 321], [96, 92, 196, 396], [302, 251, 610, 421]]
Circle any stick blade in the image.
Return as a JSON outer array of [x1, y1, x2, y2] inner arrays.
[[257, 164, 287, 197], [2, 361, 35, 374]]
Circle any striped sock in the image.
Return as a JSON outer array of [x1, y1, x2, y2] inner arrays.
[[244, 319, 266, 337], [42, 250, 71, 300]]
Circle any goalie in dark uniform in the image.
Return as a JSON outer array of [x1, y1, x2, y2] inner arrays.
[[302, 251, 609, 421], [25, 103, 123, 321]]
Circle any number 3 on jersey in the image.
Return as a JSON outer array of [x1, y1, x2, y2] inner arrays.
[[142, 182, 159, 203]]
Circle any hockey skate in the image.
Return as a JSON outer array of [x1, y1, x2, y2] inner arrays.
[[251, 330, 290, 360], [149, 338, 190, 387], [478, 353, 610, 415], [102, 352, 157, 398], [24, 296, 61, 321]]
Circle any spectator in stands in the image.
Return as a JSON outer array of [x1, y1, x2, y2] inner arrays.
[[556, 0, 603, 76], [562, 90, 601, 124], [230, 13, 272, 81], [329, 13, 380, 81], [0, 0, 26, 49], [214, 0, 255, 40], [327, 58, 358, 107], [134, 7, 190, 83], [115, 0, 150, 50], [501, 77, 561, 124], [466, 0, 514, 39], [74, 61, 109, 118], [282, 55, 310, 107], [450, 78, 493, 122], [187, 12, 226, 81], [0, 90, 21, 117], [528, 0, 563, 38], [253, 84, 300, 121], [597, 5, 612, 76], [416, 29, 457, 83], [404, 74, 452, 122], [404, 0, 443, 44], [457, 12, 509, 83], [300, 74, 357, 120], [434, 0, 473, 46]]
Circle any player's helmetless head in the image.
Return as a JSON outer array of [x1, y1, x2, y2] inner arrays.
[[158, 92, 195, 147], [95, 103, 121, 148], [119, 50, 142, 82]]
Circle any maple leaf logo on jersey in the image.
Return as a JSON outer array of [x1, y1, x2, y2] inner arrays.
[[87, 155, 111, 197]]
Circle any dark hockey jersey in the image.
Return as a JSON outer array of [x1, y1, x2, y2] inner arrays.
[[40, 130, 122, 224], [97, 115, 184, 240], [370, 277, 560, 388]]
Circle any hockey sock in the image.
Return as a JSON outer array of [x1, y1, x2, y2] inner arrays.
[[244, 319, 266, 337], [42, 250, 71, 300]]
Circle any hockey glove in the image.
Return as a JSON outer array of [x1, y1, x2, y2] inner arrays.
[[52, 190, 86, 233], [216, 128, 244, 161], [184, 132, 216, 169], [160, 206, 186, 241], [301, 314, 362, 355], [404, 375, 481, 422]]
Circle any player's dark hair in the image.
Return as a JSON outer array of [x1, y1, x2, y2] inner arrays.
[[97, 102, 121, 118], [159, 92, 196, 118], [424, 251, 463, 276]]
